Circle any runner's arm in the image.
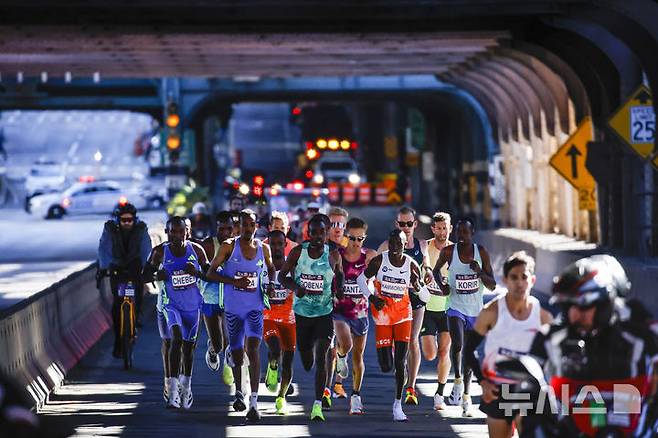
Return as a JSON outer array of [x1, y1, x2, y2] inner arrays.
[[262, 243, 276, 284], [206, 240, 243, 286], [142, 244, 166, 282], [186, 242, 210, 280], [540, 308, 554, 325], [330, 249, 344, 299], [419, 239, 434, 285], [432, 246, 452, 295], [410, 261, 430, 303], [476, 246, 496, 291]]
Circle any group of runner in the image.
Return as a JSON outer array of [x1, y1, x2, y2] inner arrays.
[[141, 203, 552, 431]]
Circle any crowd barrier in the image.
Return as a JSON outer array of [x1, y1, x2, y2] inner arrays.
[[0, 263, 112, 409]]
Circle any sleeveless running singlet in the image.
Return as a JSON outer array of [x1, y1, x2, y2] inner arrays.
[[371, 251, 413, 326], [293, 242, 335, 318], [162, 242, 202, 312], [426, 238, 449, 312], [483, 292, 541, 360], [447, 243, 484, 317], [405, 238, 425, 309], [335, 248, 368, 320], [222, 238, 266, 314]]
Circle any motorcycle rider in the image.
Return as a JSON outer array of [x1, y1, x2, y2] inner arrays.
[[98, 202, 152, 358], [485, 255, 658, 437]]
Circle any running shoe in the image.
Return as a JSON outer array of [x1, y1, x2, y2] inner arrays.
[[205, 339, 220, 372], [349, 394, 364, 415], [166, 380, 181, 409], [275, 396, 288, 415], [233, 391, 246, 412], [311, 402, 325, 421], [433, 393, 446, 411], [246, 406, 261, 422], [180, 385, 193, 410], [333, 382, 347, 399], [265, 363, 279, 393], [448, 380, 464, 406], [336, 353, 349, 379], [462, 394, 474, 417], [404, 387, 418, 405], [393, 400, 408, 422], [322, 387, 332, 409]]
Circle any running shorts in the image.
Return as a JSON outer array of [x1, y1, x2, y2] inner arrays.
[[201, 303, 223, 318], [375, 320, 412, 349], [295, 313, 334, 352], [410, 292, 426, 310], [479, 394, 519, 423], [420, 310, 449, 336], [157, 309, 171, 340], [263, 319, 296, 352], [447, 308, 477, 331], [164, 306, 200, 342], [333, 312, 369, 337], [225, 309, 264, 351]]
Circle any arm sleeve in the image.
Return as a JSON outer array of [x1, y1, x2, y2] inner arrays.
[[98, 227, 112, 270], [356, 272, 372, 298], [140, 228, 153, 266], [464, 331, 485, 382]]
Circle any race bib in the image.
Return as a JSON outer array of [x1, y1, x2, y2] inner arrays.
[[269, 283, 288, 304], [299, 273, 324, 295], [343, 280, 361, 297], [120, 282, 135, 297], [455, 273, 480, 294], [235, 271, 258, 292], [380, 275, 406, 299], [427, 281, 443, 296], [172, 271, 196, 289]]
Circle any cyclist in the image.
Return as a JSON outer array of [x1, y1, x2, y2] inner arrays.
[[98, 202, 152, 358]]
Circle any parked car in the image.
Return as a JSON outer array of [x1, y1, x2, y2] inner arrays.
[[27, 180, 150, 219], [24, 160, 67, 210]]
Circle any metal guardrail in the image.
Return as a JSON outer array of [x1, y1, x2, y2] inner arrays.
[[0, 262, 112, 410]]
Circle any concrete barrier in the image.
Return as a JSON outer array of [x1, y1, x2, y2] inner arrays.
[[0, 263, 112, 410], [478, 229, 658, 316]]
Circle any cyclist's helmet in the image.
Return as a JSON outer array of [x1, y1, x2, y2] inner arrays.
[[114, 202, 137, 219], [550, 255, 631, 307]]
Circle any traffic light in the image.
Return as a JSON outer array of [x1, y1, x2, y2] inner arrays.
[[165, 101, 181, 162], [253, 174, 265, 199]]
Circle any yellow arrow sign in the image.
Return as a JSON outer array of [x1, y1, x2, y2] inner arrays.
[[608, 84, 655, 165], [550, 116, 595, 190]]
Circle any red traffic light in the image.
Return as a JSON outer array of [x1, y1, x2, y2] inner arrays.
[[292, 106, 302, 116], [253, 185, 263, 197], [305, 169, 314, 179], [253, 175, 265, 186]]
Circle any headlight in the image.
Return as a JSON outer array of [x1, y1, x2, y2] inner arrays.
[[348, 173, 361, 184], [313, 174, 324, 184]]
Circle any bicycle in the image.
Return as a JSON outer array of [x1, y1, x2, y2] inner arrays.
[[117, 279, 137, 370], [98, 267, 139, 370]]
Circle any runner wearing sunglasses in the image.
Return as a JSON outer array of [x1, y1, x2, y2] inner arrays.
[[378, 206, 434, 406], [333, 218, 376, 414], [324, 207, 350, 403]]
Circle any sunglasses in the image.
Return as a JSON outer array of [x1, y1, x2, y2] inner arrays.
[[346, 234, 366, 242], [120, 217, 134, 224], [397, 220, 415, 228], [331, 222, 346, 229]]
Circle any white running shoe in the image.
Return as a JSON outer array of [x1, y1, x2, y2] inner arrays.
[[205, 339, 220, 372], [448, 381, 464, 406], [167, 379, 181, 409], [462, 394, 473, 417], [349, 394, 364, 415], [433, 393, 446, 411], [392, 400, 408, 422], [180, 384, 193, 410], [336, 354, 349, 379]]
